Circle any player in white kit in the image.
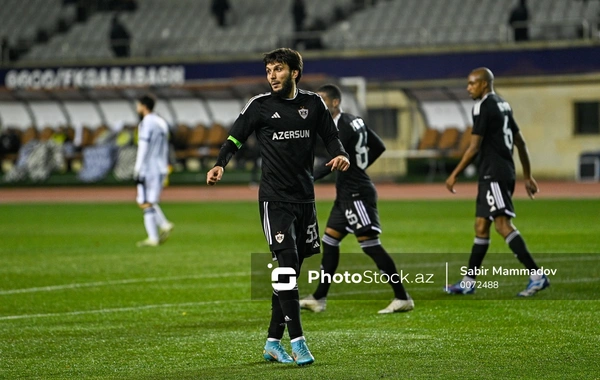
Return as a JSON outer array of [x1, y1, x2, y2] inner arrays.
[[134, 94, 174, 247]]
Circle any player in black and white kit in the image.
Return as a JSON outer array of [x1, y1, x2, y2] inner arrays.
[[445, 67, 548, 297], [299, 84, 414, 314], [206, 49, 350, 366]]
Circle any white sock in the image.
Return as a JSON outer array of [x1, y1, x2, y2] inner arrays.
[[267, 338, 280, 342], [143, 208, 159, 241], [153, 204, 168, 228], [530, 274, 543, 281], [290, 336, 305, 343], [462, 276, 475, 283]]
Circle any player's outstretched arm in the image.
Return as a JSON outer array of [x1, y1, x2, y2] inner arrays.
[[445, 134, 482, 194], [207, 136, 241, 186], [207, 166, 224, 185], [326, 155, 350, 172], [513, 131, 539, 199]]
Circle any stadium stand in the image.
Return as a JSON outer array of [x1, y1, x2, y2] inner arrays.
[[323, 0, 599, 48], [0, 91, 254, 177], [14, 0, 597, 62], [2, 1, 599, 182], [19, 0, 355, 61], [1, 0, 77, 61]]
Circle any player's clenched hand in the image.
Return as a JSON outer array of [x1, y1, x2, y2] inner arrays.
[[206, 166, 224, 185], [525, 177, 538, 199], [326, 155, 350, 172], [445, 174, 457, 194]]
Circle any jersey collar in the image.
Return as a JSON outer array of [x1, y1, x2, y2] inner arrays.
[[480, 91, 495, 102], [281, 88, 298, 101], [333, 111, 342, 127]]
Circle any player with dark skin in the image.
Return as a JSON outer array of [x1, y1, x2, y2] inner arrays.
[[446, 67, 538, 241], [445, 67, 548, 297]]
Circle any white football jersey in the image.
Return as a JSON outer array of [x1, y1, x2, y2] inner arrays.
[[135, 113, 169, 177]]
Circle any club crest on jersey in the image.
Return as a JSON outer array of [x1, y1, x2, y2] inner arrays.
[[298, 107, 308, 119], [275, 232, 285, 243]]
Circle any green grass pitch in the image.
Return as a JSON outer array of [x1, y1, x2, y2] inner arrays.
[[1, 198, 599, 379]]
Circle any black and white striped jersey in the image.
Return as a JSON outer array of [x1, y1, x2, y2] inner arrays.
[[229, 89, 348, 203], [315, 112, 385, 201], [472, 92, 519, 182]]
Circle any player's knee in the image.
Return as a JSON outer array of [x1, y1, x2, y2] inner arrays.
[[274, 248, 300, 273], [494, 218, 514, 238], [357, 233, 379, 243], [474, 219, 491, 237], [138, 202, 152, 210], [324, 227, 344, 240]]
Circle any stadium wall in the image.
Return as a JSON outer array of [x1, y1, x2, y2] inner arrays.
[[500, 81, 600, 179], [363, 78, 600, 180]]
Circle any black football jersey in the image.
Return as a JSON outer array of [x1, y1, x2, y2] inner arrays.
[[472, 93, 519, 181], [229, 89, 348, 203], [314, 112, 385, 201]]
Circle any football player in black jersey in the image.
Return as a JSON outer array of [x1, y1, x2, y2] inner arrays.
[[445, 67, 548, 297], [299, 84, 414, 314], [207, 48, 350, 366]]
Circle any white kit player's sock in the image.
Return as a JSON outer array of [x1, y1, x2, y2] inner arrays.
[[143, 207, 159, 241], [153, 204, 169, 228]]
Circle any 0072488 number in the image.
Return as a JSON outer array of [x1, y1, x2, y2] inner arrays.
[[460, 280, 499, 289]]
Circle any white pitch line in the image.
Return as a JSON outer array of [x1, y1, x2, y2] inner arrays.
[[0, 299, 253, 321], [1, 277, 599, 321], [0, 271, 248, 295]]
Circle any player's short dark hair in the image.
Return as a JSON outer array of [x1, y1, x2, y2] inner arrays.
[[317, 84, 342, 102], [138, 94, 156, 111], [263, 48, 303, 84]]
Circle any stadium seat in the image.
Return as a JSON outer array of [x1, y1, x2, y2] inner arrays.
[[417, 128, 440, 151], [184, 124, 208, 161], [172, 124, 191, 161], [21, 127, 39, 145], [202, 123, 229, 163], [436, 127, 461, 152], [39, 127, 55, 142], [449, 126, 472, 159]]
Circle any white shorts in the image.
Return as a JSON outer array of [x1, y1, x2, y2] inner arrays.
[[136, 174, 165, 205]]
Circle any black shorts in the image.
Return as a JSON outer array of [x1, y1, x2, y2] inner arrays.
[[326, 198, 382, 236], [259, 201, 320, 258], [476, 180, 516, 220]]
